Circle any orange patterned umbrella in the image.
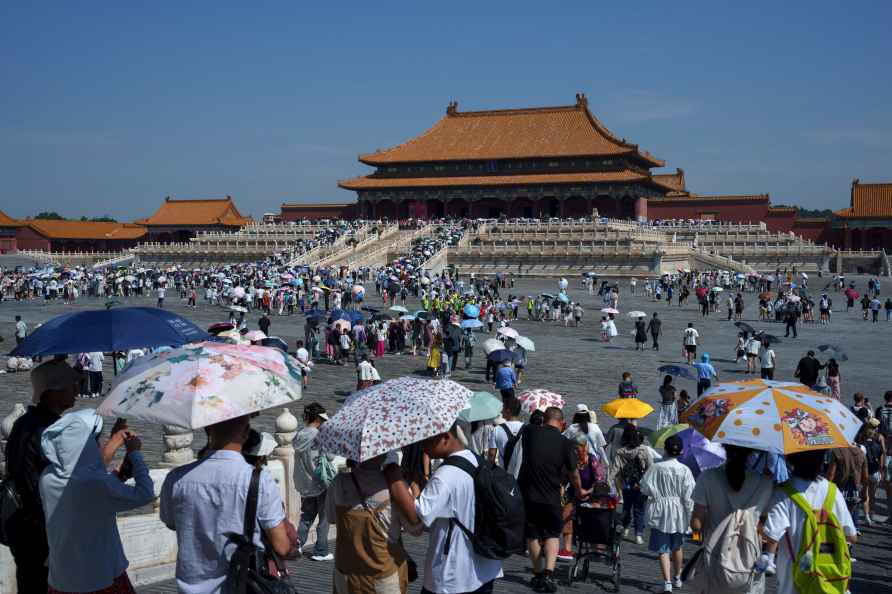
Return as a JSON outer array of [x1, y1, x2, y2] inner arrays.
[[680, 379, 862, 455]]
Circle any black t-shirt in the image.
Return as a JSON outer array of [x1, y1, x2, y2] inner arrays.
[[796, 356, 822, 385], [517, 424, 575, 506]]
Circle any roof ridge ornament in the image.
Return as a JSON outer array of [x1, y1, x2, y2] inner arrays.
[[446, 100, 459, 116], [575, 93, 588, 108]]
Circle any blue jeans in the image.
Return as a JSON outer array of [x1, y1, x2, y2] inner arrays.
[[297, 492, 329, 556], [621, 487, 646, 536]]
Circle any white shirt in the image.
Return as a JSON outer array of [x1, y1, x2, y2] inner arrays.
[[562, 423, 607, 459], [157, 287, 166, 298], [415, 449, 503, 593], [160, 451, 286, 594], [683, 328, 699, 346], [487, 420, 524, 466], [640, 458, 695, 534], [15, 320, 26, 338], [763, 477, 856, 594], [760, 347, 776, 369], [86, 351, 104, 372]]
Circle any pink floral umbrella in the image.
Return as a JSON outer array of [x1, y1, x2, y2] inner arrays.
[[517, 389, 566, 415], [317, 377, 472, 462], [99, 342, 303, 429]]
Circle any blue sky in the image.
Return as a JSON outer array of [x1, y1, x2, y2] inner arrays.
[[1, 2, 890, 220]]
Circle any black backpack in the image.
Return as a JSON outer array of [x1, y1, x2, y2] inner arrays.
[[500, 424, 522, 468], [442, 453, 526, 560], [865, 439, 883, 475]]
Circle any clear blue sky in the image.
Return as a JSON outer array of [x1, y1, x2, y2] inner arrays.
[[2, 2, 890, 220]]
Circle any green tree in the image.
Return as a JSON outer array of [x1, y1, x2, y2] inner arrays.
[[35, 211, 65, 220]]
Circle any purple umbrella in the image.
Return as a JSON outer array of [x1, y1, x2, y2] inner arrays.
[[677, 428, 726, 477]]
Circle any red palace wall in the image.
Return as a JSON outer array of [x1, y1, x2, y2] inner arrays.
[[764, 209, 797, 232], [791, 219, 833, 244], [14, 226, 51, 251], [647, 198, 770, 223], [281, 204, 358, 221]]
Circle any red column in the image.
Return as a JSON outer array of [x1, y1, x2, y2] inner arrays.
[[634, 197, 648, 221]]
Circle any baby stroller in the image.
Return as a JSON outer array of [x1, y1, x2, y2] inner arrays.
[[567, 495, 622, 591]]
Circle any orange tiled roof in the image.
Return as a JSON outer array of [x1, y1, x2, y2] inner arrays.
[[649, 194, 769, 204], [137, 197, 250, 227], [0, 210, 18, 227], [652, 168, 687, 192], [358, 94, 664, 167], [835, 181, 892, 218], [26, 220, 147, 240], [339, 170, 649, 191]]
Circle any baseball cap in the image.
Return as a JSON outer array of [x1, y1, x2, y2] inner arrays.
[[868, 417, 880, 428], [31, 359, 81, 404], [243, 431, 277, 457]]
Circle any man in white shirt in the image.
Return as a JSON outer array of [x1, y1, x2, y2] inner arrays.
[[759, 450, 856, 594], [156, 285, 166, 308], [161, 415, 294, 594], [487, 396, 524, 468], [386, 424, 503, 594], [682, 323, 699, 364], [759, 339, 777, 380], [14, 315, 27, 347], [85, 351, 104, 398]]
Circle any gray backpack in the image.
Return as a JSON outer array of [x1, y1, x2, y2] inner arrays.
[[691, 505, 761, 593]]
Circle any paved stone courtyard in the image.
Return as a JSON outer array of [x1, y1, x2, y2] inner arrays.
[[0, 269, 890, 593]]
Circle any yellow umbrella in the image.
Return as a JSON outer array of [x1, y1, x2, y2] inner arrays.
[[679, 379, 862, 455], [602, 398, 655, 419]]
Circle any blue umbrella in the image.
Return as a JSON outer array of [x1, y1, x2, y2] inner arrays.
[[557, 293, 570, 303], [677, 428, 726, 478], [260, 336, 289, 353], [487, 349, 520, 364], [348, 311, 365, 324], [328, 309, 350, 323], [9, 307, 209, 357], [461, 319, 483, 330], [658, 364, 697, 381], [361, 306, 380, 313], [463, 304, 480, 318]]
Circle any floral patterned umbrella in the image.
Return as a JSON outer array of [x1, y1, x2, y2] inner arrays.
[[679, 379, 861, 455], [99, 342, 303, 429], [316, 377, 472, 462], [517, 389, 565, 415]]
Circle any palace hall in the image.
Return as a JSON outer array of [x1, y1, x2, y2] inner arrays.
[[339, 94, 677, 220]]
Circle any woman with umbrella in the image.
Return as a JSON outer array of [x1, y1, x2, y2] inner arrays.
[[634, 316, 648, 351]]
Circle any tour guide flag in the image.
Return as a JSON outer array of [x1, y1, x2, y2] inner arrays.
[[10, 307, 210, 357], [680, 379, 862, 455]]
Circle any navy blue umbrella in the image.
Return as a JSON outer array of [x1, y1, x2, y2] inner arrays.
[[260, 336, 289, 353], [657, 365, 697, 381], [9, 307, 209, 357], [348, 311, 365, 324], [487, 349, 520, 364]]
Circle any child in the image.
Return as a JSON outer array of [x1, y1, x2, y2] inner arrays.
[[618, 372, 639, 399], [601, 316, 610, 342], [677, 390, 691, 415]]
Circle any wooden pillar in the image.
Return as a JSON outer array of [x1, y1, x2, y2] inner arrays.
[[634, 197, 648, 221]]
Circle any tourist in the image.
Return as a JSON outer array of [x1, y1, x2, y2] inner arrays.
[[634, 316, 647, 350], [859, 419, 884, 525], [611, 426, 653, 545], [295, 339, 312, 388], [337, 327, 352, 366], [759, 338, 777, 380], [518, 407, 589, 593], [356, 354, 380, 391], [783, 305, 798, 338], [745, 332, 761, 374], [794, 350, 824, 388], [600, 316, 610, 342], [494, 359, 517, 401], [657, 375, 678, 429], [40, 410, 154, 594], [734, 332, 746, 364], [690, 445, 774, 594], [618, 371, 639, 399], [726, 294, 734, 321], [427, 333, 442, 377], [385, 423, 504, 594], [463, 328, 476, 369], [559, 432, 609, 562], [4, 360, 79, 593], [760, 449, 857, 594], [734, 292, 744, 321], [692, 353, 717, 397], [825, 439, 868, 531], [682, 322, 699, 364], [640, 435, 694, 594], [375, 322, 387, 358], [294, 402, 335, 561], [487, 395, 524, 468], [259, 312, 271, 335], [647, 312, 662, 350], [562, 404, 607, 460], [161, 414, 294, 592], [85, 350, 104, 398], [821, 357, 841, 398], [885, 296, 892, 321], [326, 453, 414, 594], [14, 314, 27, 346]]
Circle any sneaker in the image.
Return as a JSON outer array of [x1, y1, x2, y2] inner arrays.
[[635, 534, 644, 545], [623, 528, 630, 539], [663, 581, 673, 593], [673, 576, 683, 589], [310, 553, 334, 561], [557, 548, 574, 561], [541, 575, 558, 593], [530, 574, 544, 592]]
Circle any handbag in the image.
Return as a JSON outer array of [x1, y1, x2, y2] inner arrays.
[[349, 472, 418, 583], [225, 467, 298, 594]]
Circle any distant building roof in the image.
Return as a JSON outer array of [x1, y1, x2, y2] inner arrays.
[[0, 210, 18, 227], [652, 168, 688, 195], [24, 220, 147, 240], [358, 94, 664, 167], [340, 170, 649, 191], [137, 196, 250, 227], [281, 202, 353, 209], [835, 180, 892, 219]]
